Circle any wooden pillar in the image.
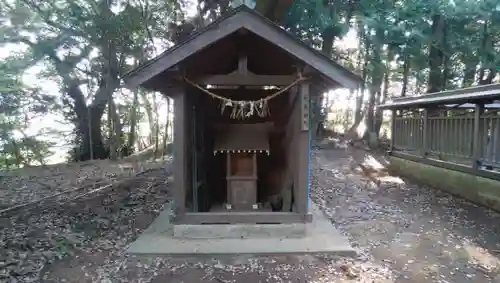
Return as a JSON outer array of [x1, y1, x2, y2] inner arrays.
[[494, 118, 500, 163], [422, 108, 429, 157], [486, 115, 500, 164], [281, 86, 298, 213], [390, 109, 396, 152], [472, 104, 485, 169], [173, 87, 187, 216], [296, 81, 310, 215]]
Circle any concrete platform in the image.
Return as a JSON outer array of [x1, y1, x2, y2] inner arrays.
[[126, 202, 356, 256]]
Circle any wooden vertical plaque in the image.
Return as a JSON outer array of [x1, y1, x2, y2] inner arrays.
[[300, 83, 310, 131]]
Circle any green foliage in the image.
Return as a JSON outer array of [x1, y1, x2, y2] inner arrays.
[[0, 0, 499, 162], [284, 0, 347, 46], [282, 0, 500, 92], [0, 0, 183, 162], [0, 64, 56, 168]]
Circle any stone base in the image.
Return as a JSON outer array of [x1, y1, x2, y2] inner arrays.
[[126, 203, 356, 256], [173, 223, 308, 239]]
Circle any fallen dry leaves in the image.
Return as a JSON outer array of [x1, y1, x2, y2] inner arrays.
[[0, 158, 172, 282], [1, 142, 500, 282]]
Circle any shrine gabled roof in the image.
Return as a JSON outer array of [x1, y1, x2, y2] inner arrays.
[[122, 5, 363, 90]]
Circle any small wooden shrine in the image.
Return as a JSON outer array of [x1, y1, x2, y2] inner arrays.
[[214, 123, 272, 211], [122, 5, 362, 225]]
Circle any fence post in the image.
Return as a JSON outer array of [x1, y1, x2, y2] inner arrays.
[[390, 109, 396, 152], [422, 108, 429, 157], [472, 103, 485, 169]]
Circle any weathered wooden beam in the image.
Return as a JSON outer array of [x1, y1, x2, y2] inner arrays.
[[196, 53, 299, 86], [296, 82, 310, 215], [196, 71, 298, 86], [238, 55, 248, 75], [173, 86, 187, 216], [283, 86, 299, 148], [177, 212, 313, 224]]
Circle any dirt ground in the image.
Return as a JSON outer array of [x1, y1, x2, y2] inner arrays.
[[311, 146, 500, 282], [141, 146, 500, 283], [2, 145, 500, 282]]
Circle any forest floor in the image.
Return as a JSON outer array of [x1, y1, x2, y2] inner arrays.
[[1, 142, 500, 282]]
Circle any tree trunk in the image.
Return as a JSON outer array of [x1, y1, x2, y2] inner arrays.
[[161, 98, 171, 159], [107, 91, 115, 159], [140, 92, 155, 145], [50, 53, 117, 161], [374, 68, 390, 135], [321, 30, 335, 58], [416, 71, 425, 93], [381, 49, 393, 104], [365, 93, 376, 137], [68, 82, 110, 161], [442, 57, 449, 89], [255, 0, 293, 22], [108, 97, 122, 159], [320, 2, 340, 58], [311, 28, 335, 138], [255, 0, 277, 19], [348, 23, 368, 133], [480, 69, 497, 85], [78, 106, 108, 161], [350, 91, 365, 131], [349, 57, 368, 132], [152, 92, 160, 157], [127, 90, 139, 154], [478, 21, 496, 85], [441, 26, 450, 90], [427, 14, 445, 93], [10, 141, 25, 167], [311, 3, 341, 138], [401, 54, 410, 97], [365, 28, 384, 137], [98, 0, 120, 159], [462, 56, 478, 87]]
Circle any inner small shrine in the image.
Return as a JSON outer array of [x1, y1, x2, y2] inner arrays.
[[214, 123, 272, 211]]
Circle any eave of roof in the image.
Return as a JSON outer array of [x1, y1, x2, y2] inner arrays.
[[379, 83, 500, 109], [122, 5, 362, 90]]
